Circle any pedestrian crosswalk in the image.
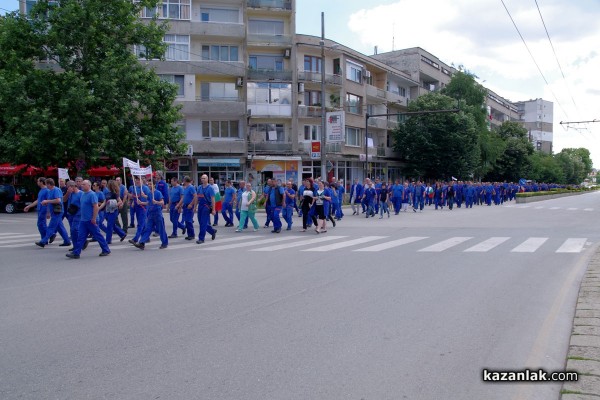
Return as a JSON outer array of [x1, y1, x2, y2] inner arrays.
[[0, 231, 592, 255]]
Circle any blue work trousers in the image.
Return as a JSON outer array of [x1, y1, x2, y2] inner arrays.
[[140, 212, 168, 245], [73, 220, 110, 256], [104, 210, 126, 244], [197, 206, 215, 241], [169, 204, 184, 235]]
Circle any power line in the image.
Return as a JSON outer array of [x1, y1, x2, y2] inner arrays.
[[499, 0, 570, 120], [534, 0, 580, 114]]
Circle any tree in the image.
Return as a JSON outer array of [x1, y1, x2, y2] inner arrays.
[[556, 148, 593, 184], [484, 122, 533, 182], [528, 152, 565, 183], [392, 93, 479, 179], [0, 0, 185, 169]]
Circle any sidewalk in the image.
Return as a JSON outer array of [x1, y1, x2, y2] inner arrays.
[[562, 247, 600, 399]]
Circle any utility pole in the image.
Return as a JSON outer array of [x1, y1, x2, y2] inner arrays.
[[320, 12, 327, 181]]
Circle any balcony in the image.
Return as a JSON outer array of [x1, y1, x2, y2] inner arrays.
[[300, 142, 342, 155], [297, 105, 322, 118], [179, 99, 245, 116], [298, 71, 342, 85], [377, 147, 387, 157], [247, 68, 292, 81], [146, 60, 245, 77], [247, 0, 292, 10], [387, 120, 400, 130], [385, 90, 408, 105], [248, 103, 292, 117], [247, 34, 292, 46], [366, 84, 386, 99], [367, 117, 388, 130], [166, 20, 245, 38], [252, 142, 293, 154]]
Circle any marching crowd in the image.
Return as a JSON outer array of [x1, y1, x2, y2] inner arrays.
[[25, 172, 556, 259]]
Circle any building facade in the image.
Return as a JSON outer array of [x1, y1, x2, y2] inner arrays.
[[515, 98, 554, 154]]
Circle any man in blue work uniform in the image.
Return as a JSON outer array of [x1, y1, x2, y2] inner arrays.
[[65, 180, 83, 251], [181, 176, 196, 240], [168, 177, 185, 238], [349, 178, 363, 216], [195, 174, 217, 244], [373, 178, 382, 214], [128, 176, 150, 245], [24, 177, 49, 241], [329, 181, 339, 221], [262, 178, 272, 228], [269, 179, 285, 233], [221, 180, 236, 227], [234, 180, 248, 229], [364, 181, 376, 218], [66, 180, 110, 259], [128, 181, 136, 229], [282, 181, 295, 231], [485, 183, 494, 206], [465, 182, 475, 208], [115, 177, 129, 233], [133, 180, 168, 250], [391, 179, 403, 215], [413, 180, 425, 212], [35, 178, 71, 248], [335, 180, 345, 220]]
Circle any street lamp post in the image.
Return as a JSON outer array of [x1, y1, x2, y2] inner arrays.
[[320, 12, 327, 181]]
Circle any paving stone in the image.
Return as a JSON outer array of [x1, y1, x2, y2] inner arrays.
[[562, 394, 600, 400], [574, 326, 600, 336], [570, 346, 600, 361], [563, 375, 600, 396], [578, 310, 600, 318], [575, 318, 600, 326], [578, 304, 600, 311], [566, 359, 600, 376], [571, 335, 600, 347]]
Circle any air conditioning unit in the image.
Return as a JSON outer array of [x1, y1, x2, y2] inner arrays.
[[236, 77, 244, 87], [364, 70, 371, 78], [283, 48, 291, 58], [298, 82, 305, 93]]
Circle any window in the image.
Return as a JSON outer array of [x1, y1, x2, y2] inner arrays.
[[202, 121, 240, 139], [247, 82, 291, 105], [346, 93, 362, 114], [399, 87, 406, 97], [346, 127, 361, 147], [159, 75, 185, 97], [248, 55, 284, 70], [249, 19, 284, 35], [303, 56, 322, 73], [251, 123, 285, 142], [304, 91, 321, 106], [200, 7, 239, 23], [25, 0, 58, 15], [164, 35, 189, 61], [201, 45, 239, 61], [346, 61, 362, 83], [199, 83, 239, 101], [303, 125, 321, 141], [138, 0, 190, 20]]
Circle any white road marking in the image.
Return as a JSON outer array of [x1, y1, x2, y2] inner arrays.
[[511, 237, 548, 253], [549, 207, 561, 210], [418, 237, 473, 252], [354, 236, 429, 252], [556, 238, 588, 253], [204, 236, 300, 251], [305, 236, 385, 252], [464, 237, 511, 252], [251, 236, 346, 251]]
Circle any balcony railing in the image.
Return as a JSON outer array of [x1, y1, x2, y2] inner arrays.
[[300, 142, 342, 155], [247, 103, 292, 117], [377, 147, 387, 157], [247, 33, 292, 45], [247, 0, 292, 10], [195, 96, 242, 102], [252, 142, 293, 154], [248, 68, 292, 81], [367, 117, 388, 129], [297, 105, 322, 118]]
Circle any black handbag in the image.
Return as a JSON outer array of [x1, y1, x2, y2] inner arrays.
[[67, 203, 79, 216], [53, 203, 62, 214]]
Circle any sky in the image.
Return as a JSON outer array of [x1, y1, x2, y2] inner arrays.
[[1, 0, 598, 168]]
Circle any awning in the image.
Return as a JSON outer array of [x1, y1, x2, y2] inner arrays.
[[0, 163, 26, 176], [87, 166, 121, 177], [197, 158, 240, 167]]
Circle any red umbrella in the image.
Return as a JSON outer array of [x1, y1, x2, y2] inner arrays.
[[87, 165, 121, 177], [0, 163, 26, 176], [21, 165, 43, 177]]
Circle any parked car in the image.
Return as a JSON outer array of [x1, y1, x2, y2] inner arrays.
[[0, 184, 35, 213]]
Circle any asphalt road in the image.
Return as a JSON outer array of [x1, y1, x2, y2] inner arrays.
[[1, 192, 599, 400]]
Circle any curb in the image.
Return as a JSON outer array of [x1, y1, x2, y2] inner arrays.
[[562, 246, 600, 399]]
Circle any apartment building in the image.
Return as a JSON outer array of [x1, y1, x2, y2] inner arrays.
[[515, 98, 554, 154]]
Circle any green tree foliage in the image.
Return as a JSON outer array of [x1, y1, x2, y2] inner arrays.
[[527, 152, 565, 183], [0, 0, 185, 168], [392, 93, 479, 179], [555, 148, 593, 184], [484, 121, 533, 182]]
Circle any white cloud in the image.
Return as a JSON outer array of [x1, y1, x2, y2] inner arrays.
[[346, 0, 600, 167]]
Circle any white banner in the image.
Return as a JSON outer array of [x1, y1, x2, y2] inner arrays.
[[326, 111, 345, 143], [130, 165, 152, 176], [58, 168, 70, 180], [122, 157, 140, 169]]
